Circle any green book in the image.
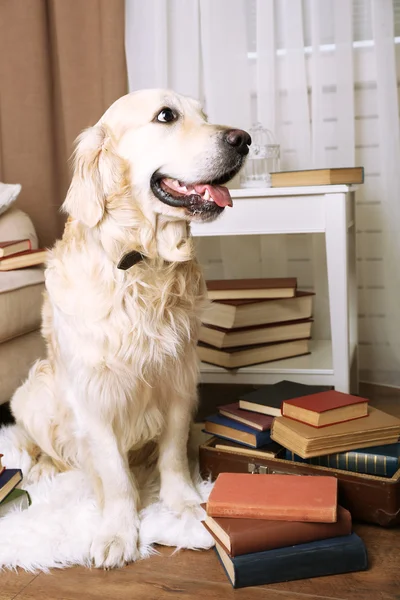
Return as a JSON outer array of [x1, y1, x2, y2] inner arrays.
[[0, 488, 31, 517]]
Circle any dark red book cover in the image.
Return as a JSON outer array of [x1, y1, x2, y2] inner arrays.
[[282, 390, 368, 413], [218, 402, 273, 431]]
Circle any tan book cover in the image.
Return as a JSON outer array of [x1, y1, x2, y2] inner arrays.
[[271, 406, 400, 458], [206, 278, 297, 300], [0, 249, 47, 271], [271, 167, 364, 188]]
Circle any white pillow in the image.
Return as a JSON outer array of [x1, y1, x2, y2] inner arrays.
[[0, 182, 21, 216]]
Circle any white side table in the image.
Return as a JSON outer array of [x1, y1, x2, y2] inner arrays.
[[191, 185, 358, 394]]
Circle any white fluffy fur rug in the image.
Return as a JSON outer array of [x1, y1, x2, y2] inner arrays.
[[0, 424, 214, 572]]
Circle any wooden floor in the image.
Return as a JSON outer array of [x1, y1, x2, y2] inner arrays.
[[1, 383, 400, 600]]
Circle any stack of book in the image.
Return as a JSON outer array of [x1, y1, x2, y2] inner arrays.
[[237, 380, 400, 477], [202, 472, 367, 588], [0, 453, 30, 517], [0, 239, 47, 271], [197, 278, 314, 369]]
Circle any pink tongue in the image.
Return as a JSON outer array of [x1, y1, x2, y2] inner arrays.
[[194, 184, 233, 207]]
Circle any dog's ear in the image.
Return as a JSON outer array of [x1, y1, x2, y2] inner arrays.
[[62, 124, 121, 228]]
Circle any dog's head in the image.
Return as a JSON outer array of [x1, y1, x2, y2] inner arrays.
[[63, 89, 251, 229]]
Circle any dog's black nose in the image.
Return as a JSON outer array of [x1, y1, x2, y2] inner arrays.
[[224, 129, 252, 156]]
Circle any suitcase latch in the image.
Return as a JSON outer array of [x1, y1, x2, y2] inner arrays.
[[248, 462, 268, 474]]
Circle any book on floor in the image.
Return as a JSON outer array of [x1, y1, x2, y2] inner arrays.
[[203, 505, 352, 557], [0, 468, 23, 503], [214, 533, 367, 589], [197, 338, 310, 369], [285, 441, 400, 478], [206, 473, 338, 522], [239, 380, 334, 417], [270, 167, 364, 188], [213, 438, 284, 459], [0, 239, 31, 258], [0, 488, 31, 518], [199, 319, 313, 349], [271, 406, 400, 459], [0, 249, 47, 271], [203, 414, 272, 448], [206, 277, 297, 300], [201, 290, 314, 329], [282, 390, 369, 427], [218, 402, 273, 431]]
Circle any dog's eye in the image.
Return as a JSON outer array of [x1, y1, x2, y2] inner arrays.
[[156, 108, 177, 123]]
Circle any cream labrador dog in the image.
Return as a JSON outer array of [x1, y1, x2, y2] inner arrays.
[[11, 89, 251, 568]]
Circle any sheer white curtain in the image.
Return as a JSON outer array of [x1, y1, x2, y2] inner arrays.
[[125, 0, 400, 386]]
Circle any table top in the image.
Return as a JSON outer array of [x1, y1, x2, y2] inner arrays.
[[230, 185, 358, 198]]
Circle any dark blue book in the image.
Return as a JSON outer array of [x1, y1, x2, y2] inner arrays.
[[0, 468, 23, 503], [203, 413, 272, 448], [215, 532, 367, 588], [285, 442, 400, 478]]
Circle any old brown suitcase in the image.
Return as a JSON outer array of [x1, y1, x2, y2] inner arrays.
[[199, 437, 400, 527]]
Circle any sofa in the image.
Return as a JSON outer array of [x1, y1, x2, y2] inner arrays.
[[0, 207, 45, 405]]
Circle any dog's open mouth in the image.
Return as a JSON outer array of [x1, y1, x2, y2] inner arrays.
[[161, 178, 232, 207], [150, 172, 237, 213]]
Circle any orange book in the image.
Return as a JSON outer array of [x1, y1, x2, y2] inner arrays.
[[206, 473, 338, 523]]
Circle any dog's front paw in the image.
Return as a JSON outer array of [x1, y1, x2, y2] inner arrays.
[[160, 481, 203, 519], [90, 518, 140, 569]]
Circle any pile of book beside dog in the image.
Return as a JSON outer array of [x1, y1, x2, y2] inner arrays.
[[0, 454, 29, 518], [197, 277, 313, 369], [0, 239, 47, 271], [202, 380, 400, 588]]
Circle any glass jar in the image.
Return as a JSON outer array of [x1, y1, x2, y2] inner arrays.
[[240, 123, 280, 188]]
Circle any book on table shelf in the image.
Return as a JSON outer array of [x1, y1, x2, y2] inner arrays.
[[0, 468, 23, 503], [0, 239, 31, 258], [271, 406, 400, 459], [281, 390, 369, 428], [199, 318, 313, 349], [0, 488, 31, 518], [218, 402, 273, 431], [214, 533, 367, 589], [212, 438, 284, 459], [197, 338, 310, 369], [206, 472, 338, 522], [0, 248, 47, 271], [203, 414, 272, 449], [202, 505, 352, 557], [201, 291, 314, 330], [239, 380, 334, 417], [206, 277, 297, 300], [270, 167, 364, 188], [285, 441, 400, 478]]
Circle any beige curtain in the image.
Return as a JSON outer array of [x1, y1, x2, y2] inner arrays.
[[0, 0, 127, 247]]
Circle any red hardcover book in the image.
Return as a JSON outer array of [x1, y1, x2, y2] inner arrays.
[[218, 402, 273, 431], [282, 390, 369, 428], [206, 473, 338, 522], [0, 239, 31, 258]]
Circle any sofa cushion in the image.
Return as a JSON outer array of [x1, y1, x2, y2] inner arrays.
[[0, 207, 38, 249], [0, 267, 45, 343], [0, 182, 21, 216]]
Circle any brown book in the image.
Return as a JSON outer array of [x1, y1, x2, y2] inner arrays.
[[203, 505, 352, 557], [206, 278, 297, 300], [271, 406, 400, 459], [0, 239, 31, 258], [213, 439, 284, 459], [206, 473, 338, 522], [197, 338, 310, 369], [282, 390, 369, 428], [271, 167, 364, 188], [201, 291, 313, 330], [0, 249, 47, 271], [218, 402, 273, 431], [199, 319, 312, 349]]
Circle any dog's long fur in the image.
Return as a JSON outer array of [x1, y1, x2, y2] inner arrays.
[[11, 90, 247, 568]]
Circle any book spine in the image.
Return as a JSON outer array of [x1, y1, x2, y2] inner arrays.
[[285, 449, 399, 477], [231, 534, 367, 589]]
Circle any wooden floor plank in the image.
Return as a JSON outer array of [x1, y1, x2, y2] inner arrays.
[[0, 571, 38, 600]]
